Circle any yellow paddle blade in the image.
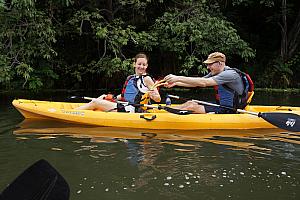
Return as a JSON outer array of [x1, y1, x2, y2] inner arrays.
[[140, 93, 150, 110], [150, 79, 166, 90], [140, 79, 166, 110]]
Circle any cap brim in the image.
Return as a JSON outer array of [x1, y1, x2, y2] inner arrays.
[[203, 59, 215, 64]]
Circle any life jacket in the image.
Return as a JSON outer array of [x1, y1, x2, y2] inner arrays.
[[214, 68, 254, 111], [120, 74, 153, 104]]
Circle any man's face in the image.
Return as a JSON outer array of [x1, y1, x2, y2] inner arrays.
[[206, 61, 222, 75]]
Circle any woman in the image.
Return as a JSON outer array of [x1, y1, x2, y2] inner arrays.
[[75, 53, 161, 112]]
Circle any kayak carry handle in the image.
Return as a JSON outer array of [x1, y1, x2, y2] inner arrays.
[[140, 114, 157, 121]]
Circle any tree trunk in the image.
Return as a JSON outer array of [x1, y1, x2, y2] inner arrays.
[[106, 0, 113, 22], [280, 0, 288, 61], [287, 7, 300, 59], [280, 0, 300, 61]]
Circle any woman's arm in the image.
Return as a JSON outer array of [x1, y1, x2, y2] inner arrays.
[[144, 77, 161, 102]]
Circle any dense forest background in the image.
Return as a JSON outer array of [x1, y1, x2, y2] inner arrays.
[[0, 0, 299, 91]]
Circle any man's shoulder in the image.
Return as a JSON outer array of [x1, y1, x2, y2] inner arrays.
[[213, 67, 240, 83], [222, 67, 239, 76]]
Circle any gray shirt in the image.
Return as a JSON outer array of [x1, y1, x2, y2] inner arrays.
[[204, 66, 244, 95]]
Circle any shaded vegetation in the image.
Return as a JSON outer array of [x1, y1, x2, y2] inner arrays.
[[0, 0, 299, 91]]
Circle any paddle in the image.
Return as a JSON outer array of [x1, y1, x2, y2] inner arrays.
[[0, 159, 70, 200], [70, 96, 193, 115], [168, 94, 300, 132], [139, 79, 166, 109]]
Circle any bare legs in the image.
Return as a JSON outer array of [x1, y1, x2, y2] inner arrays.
[[174, 101, 206, 114], [74, 95, 117, 112]]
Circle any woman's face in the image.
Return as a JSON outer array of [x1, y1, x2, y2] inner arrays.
[[134, 57, 148, 75]]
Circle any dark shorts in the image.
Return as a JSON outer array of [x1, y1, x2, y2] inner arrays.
[[204, 105, 236, 114], [116, 103, 146, 113], [117, 103, 126, 112]]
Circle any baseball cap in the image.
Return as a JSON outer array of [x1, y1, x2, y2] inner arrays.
[[203, 52, 226, 64]]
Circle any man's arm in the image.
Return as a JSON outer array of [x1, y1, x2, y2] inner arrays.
[[164, 75, 218, 88]]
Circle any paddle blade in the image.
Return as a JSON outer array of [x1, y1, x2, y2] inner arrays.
[[163, 106, 194, 115], [0, 159, 70, 200], [260, 112, 300, 132]]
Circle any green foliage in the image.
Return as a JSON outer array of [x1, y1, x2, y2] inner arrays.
[[87, 57, 134, 78], [0, 0, 299, 91], [286, 52, 300, 87], [231, 0, 274, 7], [151, 2, 255, 75], [272, 58, 293, 88], [0, 54, 12, 85], [68, 10, 138, 79], [96, 19, 136, 56], [180, 55, 207, 75], [257, 56, 296, 89], [16, 63, 33, 87], [0, 0, 58, 90]]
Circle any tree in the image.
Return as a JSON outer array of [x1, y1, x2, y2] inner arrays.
[[0, 0, 58, 90], [226, 0, 300, 87]]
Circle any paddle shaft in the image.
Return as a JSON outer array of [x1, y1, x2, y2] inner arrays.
[[82, 96, 158, 109], [80, 96, 192, 115], [167, 95, 258, 116], [168, 94, 300, 132]]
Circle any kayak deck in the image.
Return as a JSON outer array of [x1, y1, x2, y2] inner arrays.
[[12, 99, 300, 130]]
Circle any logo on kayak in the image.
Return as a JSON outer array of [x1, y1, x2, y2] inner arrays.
[[286, 118, 296, 127], [48, 108, 56, 112], [61, 110, 85, 116]]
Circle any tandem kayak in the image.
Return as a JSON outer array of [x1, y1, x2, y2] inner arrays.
[[12, 99, 300, 131]]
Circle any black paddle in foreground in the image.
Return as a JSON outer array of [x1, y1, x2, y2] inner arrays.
[[0, 159, 70, 200], [168, 94, 300, 132], [70, 96, 193, 115], [258, 112, 300, 132]]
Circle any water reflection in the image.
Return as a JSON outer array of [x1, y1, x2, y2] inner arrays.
[[14, 119, 300, 152], [9, 119, 300, 199]]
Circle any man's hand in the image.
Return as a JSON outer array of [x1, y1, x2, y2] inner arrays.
[[164, 74, 179, 88], [164, 74, 179, 82]]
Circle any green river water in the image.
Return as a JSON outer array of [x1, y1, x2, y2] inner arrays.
[[0, 90, 299, 200]]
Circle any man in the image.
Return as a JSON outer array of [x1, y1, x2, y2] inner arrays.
[[164, 52, 247, 114]]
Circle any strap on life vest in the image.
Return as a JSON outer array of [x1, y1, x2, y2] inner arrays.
[[214, 85, 220, 103], [228, 68, 254, 105], [237, 68, 254, 106], [120, 75, 135, 102]]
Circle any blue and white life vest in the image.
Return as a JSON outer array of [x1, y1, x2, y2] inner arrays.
[[121, 74, 152, 104]]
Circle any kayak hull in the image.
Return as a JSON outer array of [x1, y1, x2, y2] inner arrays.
[[12, 99, 300, 130]]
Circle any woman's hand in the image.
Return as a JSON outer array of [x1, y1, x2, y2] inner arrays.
[[148, 90, 161, 102]]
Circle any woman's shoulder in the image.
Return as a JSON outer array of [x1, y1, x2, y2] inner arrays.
[[142, 74, 154, 81]]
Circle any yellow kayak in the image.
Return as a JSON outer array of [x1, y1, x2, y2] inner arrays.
[[12, 99, 300, 130]]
